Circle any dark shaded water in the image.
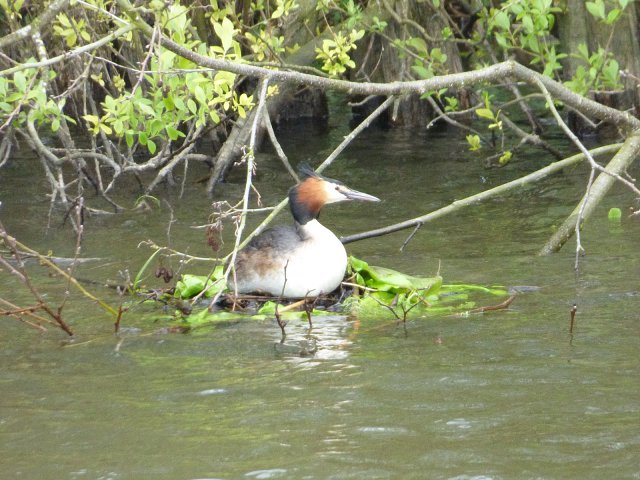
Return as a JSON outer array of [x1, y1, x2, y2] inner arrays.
[[1, 115, 639, 479]]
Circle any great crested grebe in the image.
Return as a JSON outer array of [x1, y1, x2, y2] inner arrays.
[[231, 165, 380, 298]]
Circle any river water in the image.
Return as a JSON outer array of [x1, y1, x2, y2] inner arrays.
[[1, 112, 639, 479]]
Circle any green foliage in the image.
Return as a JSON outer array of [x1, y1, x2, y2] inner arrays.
[[409, 41, 448, 80], [482, 0, 565, 77], [347, 256, 508, 320], [0, 0, 24, 20], [370, 16, 388, 33], [53, 13, 91, 47], [175, 271, 226, 299], [2, 0, 318, 158], [160, 256, 508, 326], [466, 134, 481, 151], [608, 207, 622, 221], [498, 150, 513, 165], [564, 45, 623, 95], [315, 29, 365, 76], [470, 0, 628, 94], [586, 0, 628, 25], [0, 66, 73, 133], [78, 3, 256, 154]]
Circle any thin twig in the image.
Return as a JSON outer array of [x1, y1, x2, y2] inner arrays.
[[211, 79, 271, 307], [262, 108, 298, 181]]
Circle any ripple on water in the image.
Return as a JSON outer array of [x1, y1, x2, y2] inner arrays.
[[445, 418, 473, 429], [197, 388, 227, 396], [244, 469, 288, 479], [356, 426, 410, 435]]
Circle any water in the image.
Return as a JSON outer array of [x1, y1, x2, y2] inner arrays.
[[1, 118, 639, 479]]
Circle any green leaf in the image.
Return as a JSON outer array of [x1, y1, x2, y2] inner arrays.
[[213, 17, 236, 54], [187, 98, 197, 114], [586, 0, 605, 19], [194, 85, 207, 105], [493, 10, 511, 31], [411, 64, 432, 79], [166, 126, 185, 140], [466, 134, 481, 151], [349, 256, 442, 294], [606, 8, 621, 24], [521, 14, 534, 33], [608, 207, 622, 221], [147, 139, 157, 154], [82, 114, 99, 126], [476, 107, 494, 120], [175, 271, 225, 299], [99, 123, 112, 135], [498, 150, 512, 165], [405, 37, 428, 56], [136, 101, 155, 116], [13, 71, 26, 92]]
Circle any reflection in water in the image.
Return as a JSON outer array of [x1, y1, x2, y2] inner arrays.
[[274, 314, 356, 363]]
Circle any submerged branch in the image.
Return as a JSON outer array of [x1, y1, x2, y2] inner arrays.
[[341, 144, 622, 245], [1, 226, 119, 317]]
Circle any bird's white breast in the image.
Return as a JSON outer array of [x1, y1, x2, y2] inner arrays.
[[233, 219, 347, 298]]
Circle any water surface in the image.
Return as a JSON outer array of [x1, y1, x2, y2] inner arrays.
[[1, 117, 639, 479]]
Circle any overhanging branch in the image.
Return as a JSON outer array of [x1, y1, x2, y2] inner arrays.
[[340, 144, 622, 245], [113, 0, 639, 132]]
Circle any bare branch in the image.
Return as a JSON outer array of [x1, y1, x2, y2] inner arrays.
[[341, 144, 622, 244]]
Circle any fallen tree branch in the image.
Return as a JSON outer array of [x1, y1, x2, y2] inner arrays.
[[0, 222, 119, 318], [539, 132, 640, 255], [341, 144, 622, 244], [468, 294, 516, 314]]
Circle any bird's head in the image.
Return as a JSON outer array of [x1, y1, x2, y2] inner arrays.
[[288, 164, 380, 224]]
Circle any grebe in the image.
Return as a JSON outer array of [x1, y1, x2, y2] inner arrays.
[[231, 165, 380, 298]]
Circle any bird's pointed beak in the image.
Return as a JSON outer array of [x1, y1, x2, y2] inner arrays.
[[342, 186, 380, 202]]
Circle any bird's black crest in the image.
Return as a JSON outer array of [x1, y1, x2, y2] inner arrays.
[[297, 162, 320, 180], [296, 162, 343, 185]]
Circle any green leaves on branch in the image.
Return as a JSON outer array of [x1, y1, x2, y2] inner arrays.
[[53, 13, 91, 47], [400, 37, 448, 81], [0, 67, 73, 133], [79, 3, 255, 154], [477, 0, 626, 94], [485, 0, 565, 78], [586, 0, 629, 25], [564, 45, 623, 95], [315, 29, 364, 77]]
